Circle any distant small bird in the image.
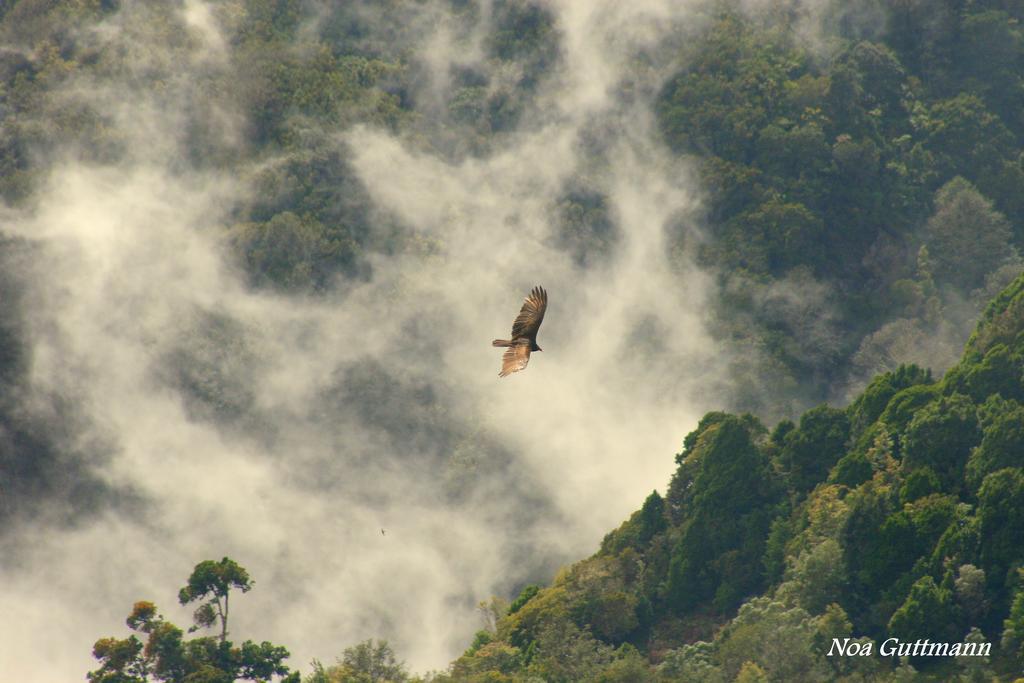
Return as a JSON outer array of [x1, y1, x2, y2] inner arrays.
[[492, 286, 547, 377], [381, 528, 386, 536]]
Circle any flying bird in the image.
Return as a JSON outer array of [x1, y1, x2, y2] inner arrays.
[[492, 286, 547, 377]]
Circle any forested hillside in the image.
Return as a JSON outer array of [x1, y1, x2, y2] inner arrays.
[[3, 0, 1022, 419], [86, 277, 1024, 681], [425, 4, 1024, 678], [1, 0, 1024, 681], [656, 0, 1024, 412], [435, 272, 1024, 681]]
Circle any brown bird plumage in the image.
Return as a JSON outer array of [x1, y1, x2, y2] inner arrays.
[[492, 286, 547, 377]]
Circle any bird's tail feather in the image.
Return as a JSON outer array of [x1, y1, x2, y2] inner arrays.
[[492, 339, 511, 347]]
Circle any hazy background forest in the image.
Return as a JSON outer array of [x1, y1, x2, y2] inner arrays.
[[1, 0, 1023, 681]]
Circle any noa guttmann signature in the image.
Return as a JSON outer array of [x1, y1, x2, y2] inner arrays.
[[828, 637, 991, 658]]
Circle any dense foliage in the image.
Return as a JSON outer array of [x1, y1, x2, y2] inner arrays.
[[434, 274, 1024, 682], [88, 558, 300, 683], [3, 0, 1022, 422], [2, 0, 1024, 680], [657, 0, 1024, 413]]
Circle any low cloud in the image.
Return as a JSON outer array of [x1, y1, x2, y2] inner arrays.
[[0, 0, 741, 678]]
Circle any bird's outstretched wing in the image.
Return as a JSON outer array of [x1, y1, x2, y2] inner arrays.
[[499, 339, 532, 377], [510, 286, 547, 340]]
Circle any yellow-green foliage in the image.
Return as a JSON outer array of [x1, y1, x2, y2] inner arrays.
[[447, 269, 1024, 681]]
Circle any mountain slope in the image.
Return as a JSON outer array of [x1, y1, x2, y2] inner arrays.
[[435, 271, 1024, 681]]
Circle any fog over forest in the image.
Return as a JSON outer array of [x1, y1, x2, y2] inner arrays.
[[4, 0, 1020, 679], [0, 1, 726, 678]]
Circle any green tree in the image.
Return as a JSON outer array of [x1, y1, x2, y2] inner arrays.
[[656, 641, 726, 683], [1002, 570, 1024, 665], [846, 41, 906, 123], [776, 539, 846, 614], [922, 95, 1015, 184], [667, 416, 780, 612], [593, 644, 653, 682], [87, 634, 147, 683], [924, 178, 1014, 291], [734, 661, 769, 683], [965, 400, 1024, 492], [231, 211, 358, 293], [888, 575, 956, 646], [946, 343, 1024, 404], [574, 589, 639, 644], [842, 480, 898, 596], [878, 384, 940, 441], [526, 619, 613, 683], [977, 468, 1024, 587], [899, 467, 940, 503], [87, 559, 298, 683], [863, 494, 957, 594], [308, 640, 408, 683], [740, 198, 825, 275], [847, 365, 932, 438], [779, 405, 850, 494], [901, 393, 980, 490], [958, 10, 1024, 130], [637, 490, 667, 544], [953, 564, 988, 626], [178, 557, 253, 644], [507, 584, 541, 615], [714, 598, 830, 682]]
